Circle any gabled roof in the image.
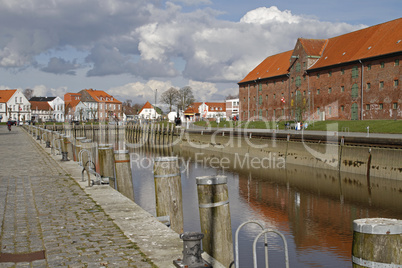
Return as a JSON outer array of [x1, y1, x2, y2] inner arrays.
[[30, 101, 53, 111], [239, 18, 402, 83], [84, 89, 122, 104], [139, 101, 154, 114], [238, 50, 293, 84], [0, 89, 17, 103], [65, 99, 81, 109], [205, 102, 226, 112], [29, 96, 56, 102], [299, 38, 328, 57], [311, 18, 402, 70]]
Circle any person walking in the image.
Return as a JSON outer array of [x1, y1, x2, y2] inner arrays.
[[7, 118, 12, 131]]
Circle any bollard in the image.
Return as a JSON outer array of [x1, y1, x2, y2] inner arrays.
[[196, 175, 233, 268], [45, 130, 51, 148], [114, 150, 135, 201], [74, 137, 86, 162], [153, 157, 184, 234], [352, 218, 402, 267], [173, 232, 212, 268], [98, 145, 114, 188], [64, 135, 74, 161], [60, 134, 69, 161]]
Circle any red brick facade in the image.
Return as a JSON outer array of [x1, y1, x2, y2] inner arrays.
[[238, 19, 402, 121]]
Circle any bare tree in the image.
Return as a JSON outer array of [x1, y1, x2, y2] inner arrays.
[[178, 86, 195, 111], [160, 87, 180, 112], [225, 93, 239, 100], [23, 88, 34, 100]]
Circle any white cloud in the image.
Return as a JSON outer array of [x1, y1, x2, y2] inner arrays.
[[0, 0, 369, 103], [240, 6, 301, 24], [108, 80, 175, 104]]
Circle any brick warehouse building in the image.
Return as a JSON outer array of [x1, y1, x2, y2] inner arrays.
[[238, 18, 401, 121]]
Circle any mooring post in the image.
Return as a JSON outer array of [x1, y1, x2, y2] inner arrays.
[[173, 232, 212, 268], [352, 218, 402, 268], [60, 134, 69, 161], [153, 156, 184, 233], [114, 150, 134, 201], [74, 137, 86, 162], [196, 175, 233, 268], [98, 145, 115, 188]]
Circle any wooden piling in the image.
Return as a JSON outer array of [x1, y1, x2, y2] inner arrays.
[[196, 175, 233, 268], [352, 218, 402, 267], [153, 157, 184, 234], [98, 145, 115, 188], [114, 150, 134, 201]]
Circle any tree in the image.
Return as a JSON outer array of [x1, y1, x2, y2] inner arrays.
[[23, 88, 34, 100], [160, 87, 180, 112], [178, 86, 195, 111], [225, 93, 239, 100]]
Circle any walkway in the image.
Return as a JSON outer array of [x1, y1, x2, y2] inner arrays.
[[0, 125, 155, 267]]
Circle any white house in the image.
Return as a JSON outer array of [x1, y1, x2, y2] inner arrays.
[[226, 98, 239, 120], [30, 96, 65, 122], [0, 89, 31, 123], [198, 102, 226, 119], [138, 101, 161, 120]]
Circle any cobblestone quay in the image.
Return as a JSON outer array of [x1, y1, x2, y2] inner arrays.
[[0, 125, 155, 267]]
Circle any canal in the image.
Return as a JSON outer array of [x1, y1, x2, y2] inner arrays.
[[129, 146, 402, 267]]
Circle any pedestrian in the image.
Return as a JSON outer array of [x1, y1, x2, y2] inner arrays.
[[7, 118, 12, 131]]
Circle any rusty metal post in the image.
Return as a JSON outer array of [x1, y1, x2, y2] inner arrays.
[[173, 232, 212, 268]]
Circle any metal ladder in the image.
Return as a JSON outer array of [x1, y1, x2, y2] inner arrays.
[[234, 220, 289, 268]]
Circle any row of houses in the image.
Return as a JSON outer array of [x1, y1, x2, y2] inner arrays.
[[238, 18, 402, 121], [0, 89, 123, 123], [0, 87, 239, 124]]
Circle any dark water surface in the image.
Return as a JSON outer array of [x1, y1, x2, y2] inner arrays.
[[127, 145, 402, 268]]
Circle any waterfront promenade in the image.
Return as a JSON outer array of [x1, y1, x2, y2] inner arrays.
[[0, 125, 182, 267]]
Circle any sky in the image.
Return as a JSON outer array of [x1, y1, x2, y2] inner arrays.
[[0, 0, 400, 105]]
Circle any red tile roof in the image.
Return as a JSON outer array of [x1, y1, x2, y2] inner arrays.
[[139, 101, 153, 114], [0, 89, 17, 103], [238, 50, 293, 84], [30, 101, 53, 111], [206, 102, 226, 112], [239, 18, 402, 83], [84, 89, 122, 104], [299, 38, 328, 57], [311, 18, 402, 69]]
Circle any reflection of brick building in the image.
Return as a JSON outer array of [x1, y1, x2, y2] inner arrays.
[[238, 18, 401, 121]]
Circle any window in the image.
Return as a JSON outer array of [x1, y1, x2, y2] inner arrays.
[[366, 83, 371, 90], [395, 59, 400, 66], [393, 103, 398, 110], [259, 96, 262, 105], [328, 106, 332, 115], [328, 71, 332, 77], [295, 76, 301, 87], [366, 104, 370, 110], [379, 81, 384, 89], [303, 62, 306, 68], [341, 86, 345, 92], [379, 103, 383, 110], [367, 64, 371, 70], [273, 94, 276, 99], [328, 88, 332, 94], [394, 80, 399, 86], [341, 69, 345, 75], [351, 83, 359, 98], [380, 62, 385, 68], [317, 73, 320, 78], [317, 89, 320, 95], [296, 63, 301, 72], [317, 107, 320, 115], [352, 66, 359, 78], [259, 83, 262, 91], [341, 105, 344, 112], [15, 97, 17, 102], [19, 97, 22, 102]]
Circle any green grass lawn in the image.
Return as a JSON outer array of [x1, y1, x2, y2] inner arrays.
[[194, 120, 402, 134]]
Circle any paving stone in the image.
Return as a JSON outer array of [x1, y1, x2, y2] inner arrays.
[[0, 126, 155, 267]]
